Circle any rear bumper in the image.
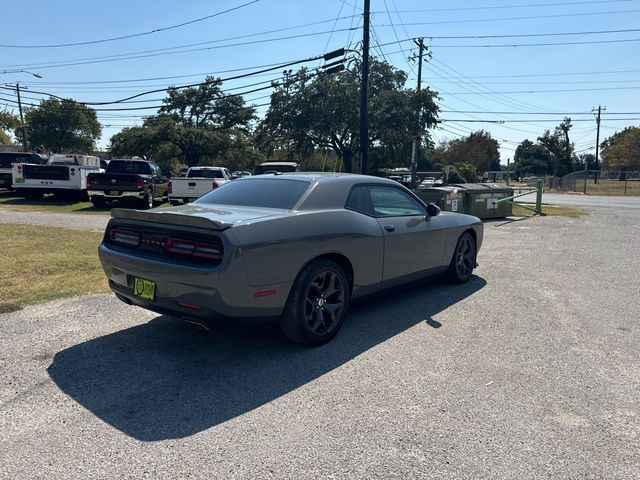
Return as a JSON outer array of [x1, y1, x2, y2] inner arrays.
[[89, 190, 145, 199], [98, 243, 290, 320]]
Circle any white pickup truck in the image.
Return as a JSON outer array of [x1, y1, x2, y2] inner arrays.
[[12, 153, 102, 200], [168, 166, 233, 205]]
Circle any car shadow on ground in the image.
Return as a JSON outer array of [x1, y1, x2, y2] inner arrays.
[[48, 276, 486, 441]]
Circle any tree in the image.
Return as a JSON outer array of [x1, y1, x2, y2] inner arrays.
[[440, 130, 500, 174], [537, 117, 575, 177], [575, 152, 596, 171], [257, 59, 439, 173], [110, 125, 158, 160], [0, 111, 18, 144], [513, 139, 553, 178], [109, 120, 182, 174], [154, 76, 256, 166], [600, 126, 640, 170], [24, 98, 101, 152]]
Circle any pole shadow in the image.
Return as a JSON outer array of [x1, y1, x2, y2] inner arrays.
[[48, 276, 486, 441]]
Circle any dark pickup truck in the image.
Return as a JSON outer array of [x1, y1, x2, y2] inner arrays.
[[87, 159, 168, 209]]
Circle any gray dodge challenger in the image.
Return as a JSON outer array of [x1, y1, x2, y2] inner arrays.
[[98, 173, 483, 344]]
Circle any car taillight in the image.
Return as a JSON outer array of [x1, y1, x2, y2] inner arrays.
[[166, 237, 222, 261], [136, 178, 144, 190], [167, 181, 172, 194], [212, 182, 218, 190], [108, 228, 140, 246]]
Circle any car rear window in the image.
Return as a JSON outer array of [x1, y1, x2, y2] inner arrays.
[[106, 161, 151, 174], [187, 169, 224, 178], [195, 178, 309, 209]]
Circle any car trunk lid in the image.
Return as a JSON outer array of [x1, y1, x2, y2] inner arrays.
[[110, 204, 286, 231]]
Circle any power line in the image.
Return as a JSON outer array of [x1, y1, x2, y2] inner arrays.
[[1, 28, 358, 71], [0, 52, 344, 106], [417, 27, 640, 40], [388, 0, 633, 13], [415, 68, 640, 80], [439, 110, 640, 115], [0, 1, 261, 48], [375, 8, 640, 28], [377, 35, 640, 50], [4, 13, 638, 71], [440, 118, 640, 122], [343, 0, 633, 13], [434, 86, 640, 94]]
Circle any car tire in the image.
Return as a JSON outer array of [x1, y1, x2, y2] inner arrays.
[[24, 191, 43, 200], [279, 259, 350, 345], [91, 197, 107, 208], [169, 200, 181, 206], [446, 231, 476, 284], [139, 191, 154, 210]]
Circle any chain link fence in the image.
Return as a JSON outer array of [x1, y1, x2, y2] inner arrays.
[[540, 171, 640, 195]]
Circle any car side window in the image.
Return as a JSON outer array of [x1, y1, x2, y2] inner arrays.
[[345, 185, 375, 216], [369, 186, 426, 217]]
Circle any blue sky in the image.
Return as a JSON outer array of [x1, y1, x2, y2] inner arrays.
[[1, 0, 639, 164]]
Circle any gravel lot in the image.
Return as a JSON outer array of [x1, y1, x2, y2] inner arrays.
[[0, 209, 108, 231], [1, 207, 639, 479]]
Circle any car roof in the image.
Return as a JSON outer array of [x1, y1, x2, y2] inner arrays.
[[257, 162, 300, 166], [239, 172, 398, 185]]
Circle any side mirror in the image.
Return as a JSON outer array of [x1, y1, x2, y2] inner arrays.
[[426, 203, 441, 217]]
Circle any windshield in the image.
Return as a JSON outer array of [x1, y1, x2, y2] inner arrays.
[[254, 164, 298, 175], [196, 178, 309, 209], [187, 169, 224, 178], [106, 161, 151, 175]]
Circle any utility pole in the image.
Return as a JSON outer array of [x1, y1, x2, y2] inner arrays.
[[593, 105, 605, 184], [16, 83, 27, 151], [410, 38, 426, 188], [359, 0, 370, 175]]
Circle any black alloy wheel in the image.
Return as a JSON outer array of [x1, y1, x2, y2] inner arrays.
[[280, 259, 350, 345], [447, 232, 476, 283], [91, 196, 106, 208]]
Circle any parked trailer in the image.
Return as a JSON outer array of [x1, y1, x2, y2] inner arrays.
[[12, 154, 102, 200]]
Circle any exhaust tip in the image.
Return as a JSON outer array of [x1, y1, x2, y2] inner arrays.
[[183, 318, 210, 331]]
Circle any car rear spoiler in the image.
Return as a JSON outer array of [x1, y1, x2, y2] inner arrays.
[[110, 208, 232, 230]]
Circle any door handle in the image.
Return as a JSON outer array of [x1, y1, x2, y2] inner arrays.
[[383, 224, 395, 232]]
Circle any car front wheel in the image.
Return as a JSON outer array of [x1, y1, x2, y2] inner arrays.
[[280, 259, 350, 345], [446, 231, 476, 283]]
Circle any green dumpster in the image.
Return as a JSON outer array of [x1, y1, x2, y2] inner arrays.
[[413, 186, 465, 214], [451, 183, 514, 219], [413, 188, 447, 209]]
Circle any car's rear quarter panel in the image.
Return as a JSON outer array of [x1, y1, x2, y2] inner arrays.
[[229, 209, 385, 297]]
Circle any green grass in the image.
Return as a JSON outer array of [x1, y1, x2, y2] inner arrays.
[[548, 179, 640, 196], [512, 204, 588, 218], [0, 191, 111, 214], [0, 224, 109, 313]]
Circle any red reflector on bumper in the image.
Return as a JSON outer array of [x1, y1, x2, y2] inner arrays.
[[253, 290, 277, 298]]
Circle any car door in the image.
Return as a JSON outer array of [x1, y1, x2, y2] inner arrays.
[[368, 185, 446, 282]]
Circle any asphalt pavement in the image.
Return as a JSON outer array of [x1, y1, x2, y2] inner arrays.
[[1, 207, 639, 479]]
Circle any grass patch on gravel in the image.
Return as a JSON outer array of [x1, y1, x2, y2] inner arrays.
[[0, 192, 111, 215], [512, 204, 588, 218], [0, 224, 109, 313]]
